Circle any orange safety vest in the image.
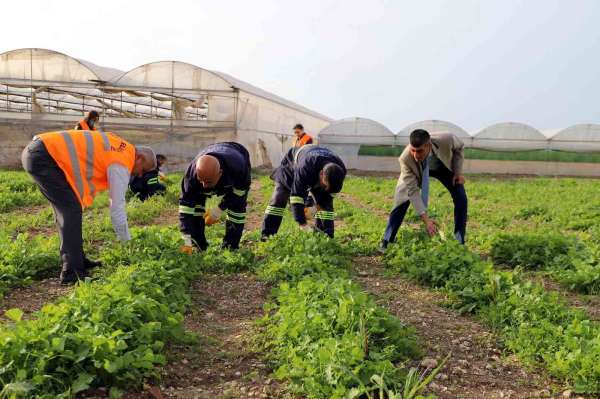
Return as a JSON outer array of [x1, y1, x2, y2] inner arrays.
[[76, 119, 97, 131], [294, 132, 314, 148], [39, 130, 136, 208]]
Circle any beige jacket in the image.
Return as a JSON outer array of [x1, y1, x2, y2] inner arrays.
[[394, 133, 464, 215]]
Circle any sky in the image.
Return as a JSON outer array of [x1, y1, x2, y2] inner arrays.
[[1, 0, 599, 132]]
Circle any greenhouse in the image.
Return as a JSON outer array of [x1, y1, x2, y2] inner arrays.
[[0, 48, 331, 168], [397, 120, 472, 145], [472, 122, 548, 150], [551, 124, 600, 152], [318, 117, 396, 169]]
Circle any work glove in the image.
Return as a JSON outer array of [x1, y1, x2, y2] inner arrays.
[[304, 205, 317, 220], [205, 207, 223, 226], [180, 234, 195, 254]]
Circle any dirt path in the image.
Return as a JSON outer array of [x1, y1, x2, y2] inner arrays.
[[153, 273, 281, 398], [354, 256, 553, 399], [0, 277, 70, 320]]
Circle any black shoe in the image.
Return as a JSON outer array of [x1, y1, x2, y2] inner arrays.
[[60, 269, 91, 285], [84, 257, 102, 270]]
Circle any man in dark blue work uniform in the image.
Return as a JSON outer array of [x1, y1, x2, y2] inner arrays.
[[261, 145, 346, 239], [179, 143, 251, 253], [129, 154, 167, 201]]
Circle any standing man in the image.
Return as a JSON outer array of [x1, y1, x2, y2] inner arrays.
[[380, 129, 468, 250], [179, 142, 251, 252], [292, 123, 314, 148], [129, 154, 167, 201], [74, 110, 100, 131], [21, 130, 157, 284], [261, 145, 346, 239]]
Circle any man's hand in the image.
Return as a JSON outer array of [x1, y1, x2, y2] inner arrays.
[[452, 175, 465, 186], [205, 207, 223, 225], [420, 214, 438, 237]]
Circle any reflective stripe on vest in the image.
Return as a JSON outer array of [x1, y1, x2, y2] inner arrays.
[[39, 130, 135, 208], [61, 131, 85, 199]]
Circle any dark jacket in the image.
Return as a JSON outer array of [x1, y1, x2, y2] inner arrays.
[[179, 142, 251, 249]]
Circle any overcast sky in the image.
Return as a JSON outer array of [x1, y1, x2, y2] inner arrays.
[[1, 0, 599, 131]]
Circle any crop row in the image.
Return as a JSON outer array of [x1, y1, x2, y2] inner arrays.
[[384, 231, 600, 394]]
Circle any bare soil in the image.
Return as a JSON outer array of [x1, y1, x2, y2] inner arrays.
[[0, 277, 71, 320], [147, 273, 281, 399], [354, 256, 555, 399]]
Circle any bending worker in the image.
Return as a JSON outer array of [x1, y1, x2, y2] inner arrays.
[[129, 154, 167, 201], [179, 142, 251, 252], [380, 129, 468, 250], [261, 145, 346, 239], [74, 110, 100, 131], [21, 130, 157, 284], [292, 123, 314, 147]]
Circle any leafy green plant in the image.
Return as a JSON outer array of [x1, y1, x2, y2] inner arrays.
[[490, 232, 574, 270]]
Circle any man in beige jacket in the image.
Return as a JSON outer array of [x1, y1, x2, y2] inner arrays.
[[380, 129, 468, 250]]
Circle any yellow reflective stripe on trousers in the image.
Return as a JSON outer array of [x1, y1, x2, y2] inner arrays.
[[60, 131, 84, 199], [82, 131, 96, 197], [315, 210, 335, 220], [290, 196, 304, 205], [232, 188, 246, 197], [226, 209, 246, 224], [179, 205, 195, 215], [265, 205, 285, 216]]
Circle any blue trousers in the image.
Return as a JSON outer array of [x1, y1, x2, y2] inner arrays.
[[383, 166, 468, 244]]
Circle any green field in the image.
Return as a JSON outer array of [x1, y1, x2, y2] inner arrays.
[[359, 145, 600, 163], [1, 169, 600, 397]]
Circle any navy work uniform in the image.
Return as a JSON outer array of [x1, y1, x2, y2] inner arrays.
[[179, 142, 251, 250], [261, 145, 346, 238]]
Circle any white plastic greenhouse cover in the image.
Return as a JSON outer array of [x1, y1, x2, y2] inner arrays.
[[0, 48, 123, 83], [473, 122, 548, 151], [551, 124, 600, 152], [113, 61, 233, 91], [397, 120, 471, 140], [318, 117, 395, 144], [212, 70, 332, 121]]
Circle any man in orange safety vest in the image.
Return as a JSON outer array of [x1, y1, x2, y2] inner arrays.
[[74, 110, 100, 131], [21, 129, 157, 284]]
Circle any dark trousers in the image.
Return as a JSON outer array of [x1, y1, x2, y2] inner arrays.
[[261, 183, 335, 237], [21, 139, 85, 273], [383, 164, 468, 244]]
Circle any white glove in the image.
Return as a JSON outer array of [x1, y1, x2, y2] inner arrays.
[[183, 234, 193, 247], [299, 223, 312, 232]]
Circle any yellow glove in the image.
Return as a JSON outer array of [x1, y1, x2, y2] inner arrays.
[[180, 245, 194, 255], [180, 234, 195, 254], [304, 205, 317, 220], [205, 207, 223, 225]]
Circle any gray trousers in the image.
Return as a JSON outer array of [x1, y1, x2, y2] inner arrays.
[[21, 138, 85, 274]]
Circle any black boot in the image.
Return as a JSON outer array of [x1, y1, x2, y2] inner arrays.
[[83, 257, 102, 270], [60, 268, 90, 285]]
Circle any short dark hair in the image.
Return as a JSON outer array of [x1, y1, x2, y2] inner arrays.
[[293, 123, 304, 130], [87, 110, 100, 119], [409, 129, 430, 147], [322, 163, 345, 193], [156, 154, 167, 162]]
